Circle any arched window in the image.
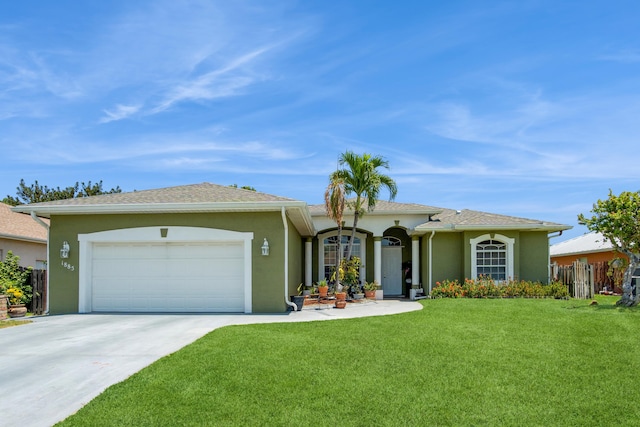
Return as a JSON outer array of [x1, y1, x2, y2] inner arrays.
[[318, 231, 366, 282], [470, 234, 515, 282], [382, 236, 402, 246], [476, 240, 507, 280]]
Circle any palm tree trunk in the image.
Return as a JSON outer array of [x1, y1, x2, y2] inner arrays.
[[345, 209, 360, 262]]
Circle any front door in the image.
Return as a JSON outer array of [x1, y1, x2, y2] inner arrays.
[[382, 246, 402, 295]]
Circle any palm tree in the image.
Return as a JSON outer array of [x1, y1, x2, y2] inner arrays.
[[324, 175, 346, 289], [331, 151, 398, 261]]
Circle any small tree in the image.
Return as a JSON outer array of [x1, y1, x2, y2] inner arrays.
[[578, 190, 640, 306], [324, 177, 346, 290], [331, 151, 398, 261]]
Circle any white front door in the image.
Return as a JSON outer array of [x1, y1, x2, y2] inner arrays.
[[382, 246, 402, 295]]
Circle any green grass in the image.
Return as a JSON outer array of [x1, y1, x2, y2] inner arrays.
[[60, 296, 640, 426], [0, 319, 31, 328]]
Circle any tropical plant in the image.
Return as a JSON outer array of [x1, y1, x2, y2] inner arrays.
[[578, 190, 640, 306], [324, 177, 346, 290], [330, 151, 397, 261], [363, 281, 379, 291], [0, 251, 33, 305]]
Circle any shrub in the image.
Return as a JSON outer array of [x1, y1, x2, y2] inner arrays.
[[0, 251, 33, 305], [430, 278, 569, 300]]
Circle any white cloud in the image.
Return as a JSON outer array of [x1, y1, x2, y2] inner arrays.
[[99, 104, 142, 123]]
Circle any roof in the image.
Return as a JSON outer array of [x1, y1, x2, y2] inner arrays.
[[308, 199, 443, 216], [12, 182, 315, 236], [0, 202, 48, 243], [415, 208, 571, 232], [550, 232, 615, 257]]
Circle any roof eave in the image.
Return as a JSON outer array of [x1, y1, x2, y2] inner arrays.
[[13, 201, 309, 217], [0, 233, 47, 244], [415, 224, 573, 232]]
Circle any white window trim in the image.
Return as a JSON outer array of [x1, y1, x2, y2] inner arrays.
[[470, 233, 515, 281], [317, 230, 367, 282]]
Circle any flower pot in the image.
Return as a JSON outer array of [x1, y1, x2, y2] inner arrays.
[[291, 296, 305, 311], [353, 293, 364, 300], [318, 286, 328, 298], [335, 292, 347, 301], [364, 290, 376, 299], [8, 304, 27, 318], [335, 300, 347, 309]]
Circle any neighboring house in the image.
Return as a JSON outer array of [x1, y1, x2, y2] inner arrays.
[[550, 232, 627, 265], [0, 202, 48, 269], [13, 182, 570, 314]]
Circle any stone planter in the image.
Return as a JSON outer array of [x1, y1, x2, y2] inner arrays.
[[0, 295, 8, 320]]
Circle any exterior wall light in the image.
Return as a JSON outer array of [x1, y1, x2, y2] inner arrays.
[[261, 238, 270, 256], [60, 241, 70, 259]]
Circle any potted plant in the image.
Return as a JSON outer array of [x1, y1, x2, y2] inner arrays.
[[291, 284, 306, 311], [352, 284, 365, 300], [0, 251, 32, 318], [6, 286, 30, 318], [363, 281, 379, 299], [317, 279, 329, 298]]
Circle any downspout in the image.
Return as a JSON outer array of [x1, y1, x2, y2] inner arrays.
[[428, 230, 435, 295], [547, 230, 563, 283], [31, 212, 50, 315], [282, 207, 298, 311]]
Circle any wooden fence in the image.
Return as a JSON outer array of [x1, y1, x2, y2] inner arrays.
[[26, 269, 47, 315], [552, 261, 623, 299]]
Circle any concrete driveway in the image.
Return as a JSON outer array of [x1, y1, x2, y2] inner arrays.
[[0, 300, 421, 427]]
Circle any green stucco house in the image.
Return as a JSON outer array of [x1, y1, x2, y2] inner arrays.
[[14, 182, 570, 314]]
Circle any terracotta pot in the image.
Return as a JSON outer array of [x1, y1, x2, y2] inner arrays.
[[8, 304, 27, 318], [335, 292, 347, 301], [335, 300, 347, 309], [318, 286, 328, 297], [364, 290, 376, 299]]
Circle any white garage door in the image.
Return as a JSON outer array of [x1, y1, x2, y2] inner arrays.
[[91, 241, 244, 312]]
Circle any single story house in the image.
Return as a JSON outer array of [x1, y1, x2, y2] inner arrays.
[[0, 202, 48, 268], [13, 182, 570, 314]]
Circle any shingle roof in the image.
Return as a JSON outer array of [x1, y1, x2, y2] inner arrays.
[[550, 232, 615, 256], [19, 182, 297, 207], [308, 199, 443, 215], [416, 208, 570, 232], [0, 203, 48, 242], [12, 182, 315, 236]]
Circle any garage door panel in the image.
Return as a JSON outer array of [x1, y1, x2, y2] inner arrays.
[[91, 241, 245, 313]]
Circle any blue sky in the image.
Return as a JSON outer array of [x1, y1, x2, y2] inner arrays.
[[1, 1, 639, 242]]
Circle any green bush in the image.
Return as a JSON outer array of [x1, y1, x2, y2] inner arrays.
[[0, 251, 32, 305], [431, 277, 569, 299]]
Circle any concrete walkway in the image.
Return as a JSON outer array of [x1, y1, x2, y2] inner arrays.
[[0, 300, 421, 427]]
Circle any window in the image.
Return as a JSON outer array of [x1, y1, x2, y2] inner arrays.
[[476, 240, 506, 280], [470, 234, 514, 281], [318, 231, 366, 281], [382, 237, 402, 246]]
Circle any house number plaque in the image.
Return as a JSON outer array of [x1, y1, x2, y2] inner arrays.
[[61, 261, 75, 271]]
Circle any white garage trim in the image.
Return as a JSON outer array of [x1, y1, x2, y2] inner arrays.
[[78, 226, 253, 313]]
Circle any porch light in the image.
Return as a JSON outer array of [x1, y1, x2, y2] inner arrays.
[[261, 238, 270, 256], [60, 241, 70, 259]]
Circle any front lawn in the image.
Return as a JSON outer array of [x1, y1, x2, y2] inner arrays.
[[60, 296, 640, 426]]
